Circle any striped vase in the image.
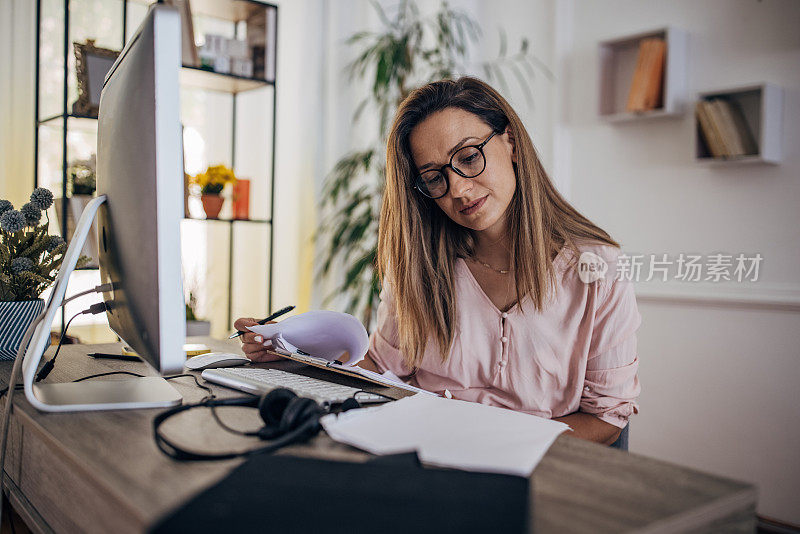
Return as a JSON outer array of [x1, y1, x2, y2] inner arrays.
[[0, 299, 46, 361]]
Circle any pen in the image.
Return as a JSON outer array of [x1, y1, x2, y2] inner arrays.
[[228, 305, 295, 339], [88, 353, 143, 362]]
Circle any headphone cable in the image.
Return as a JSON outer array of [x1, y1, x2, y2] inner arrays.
[[152, 400, 322, 462]]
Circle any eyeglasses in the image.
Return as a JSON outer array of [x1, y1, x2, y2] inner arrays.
[[414, 130, 500, 199]]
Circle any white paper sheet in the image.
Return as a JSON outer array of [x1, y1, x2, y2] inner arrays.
[[320, 394, 570, 477], [247, 310, 369, 364]]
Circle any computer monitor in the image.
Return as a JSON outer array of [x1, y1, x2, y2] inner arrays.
[[20, 4, 185, 411], [97, 3, 186, 374]]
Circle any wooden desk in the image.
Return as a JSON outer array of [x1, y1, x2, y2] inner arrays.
[[1, 338, 756, 533]]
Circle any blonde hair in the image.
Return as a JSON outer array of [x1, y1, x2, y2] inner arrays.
[[379, 77, 618, 370]]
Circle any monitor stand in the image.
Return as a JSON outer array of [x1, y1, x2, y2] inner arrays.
[[19, 195, 182, 413]]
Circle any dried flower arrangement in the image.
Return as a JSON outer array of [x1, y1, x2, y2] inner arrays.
[[0, 188, 88, 301]]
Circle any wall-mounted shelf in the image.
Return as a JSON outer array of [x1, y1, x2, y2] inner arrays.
[[183, 217, 271, 224], [40, 112, 98, 124], [598, 26, 687, 122], [180, 65, 272, 94], [130, 0, 270, 23], [694, 83, 783, 165]]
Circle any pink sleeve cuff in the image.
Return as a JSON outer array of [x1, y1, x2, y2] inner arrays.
[[580, 356, 641, 429]]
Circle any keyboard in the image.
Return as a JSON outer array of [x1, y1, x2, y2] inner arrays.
[[201, 367, 390, 405]]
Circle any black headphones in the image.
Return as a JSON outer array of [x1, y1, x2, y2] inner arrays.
[[153, 388, 331, 461]]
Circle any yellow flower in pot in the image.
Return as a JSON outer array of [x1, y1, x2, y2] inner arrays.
[[192, 164, 237, 219]]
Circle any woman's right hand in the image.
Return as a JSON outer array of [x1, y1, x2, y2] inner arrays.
[[234, 317, 283, 363]]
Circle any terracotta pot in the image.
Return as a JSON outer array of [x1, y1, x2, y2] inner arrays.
[[201, 194, 224, 219]]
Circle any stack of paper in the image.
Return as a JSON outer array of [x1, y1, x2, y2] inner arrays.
[[321, 394, 570, 477]]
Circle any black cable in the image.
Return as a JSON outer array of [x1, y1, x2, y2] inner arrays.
[[207, 403, 256, 437], [153, 402, 322, 462], [72, 371, 145, 382], [35, 310, 82, 382], [70, 372, 214, 404], [0, 385, 24, 399], [163, 373, 215, 402], [206, 388, 396, 438], [36, 302, 108, 382]]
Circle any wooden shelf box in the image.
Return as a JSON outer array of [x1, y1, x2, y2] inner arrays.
[[598, 27, 687, 122], [694, 83, 783, 165]]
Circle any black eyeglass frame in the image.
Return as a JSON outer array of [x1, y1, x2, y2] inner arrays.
[[413, 130, 501, 200]]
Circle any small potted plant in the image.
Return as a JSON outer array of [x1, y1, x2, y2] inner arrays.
[[55, 156, 99, 266], [68, 157, 97, 197], [185, 290, 210, 337], [0, 188, 88, 360], [191, 164, 237, 219]]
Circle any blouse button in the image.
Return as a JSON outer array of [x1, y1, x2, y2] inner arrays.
[[584, 386, 591, 391], [498, 361, 506, 367], [501, 312, 508, 319], [501, 336, 508, 343]]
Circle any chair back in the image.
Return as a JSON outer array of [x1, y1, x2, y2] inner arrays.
[[609, 423, 629, 451]]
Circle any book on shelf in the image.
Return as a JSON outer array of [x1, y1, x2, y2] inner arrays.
[[712, 99, 743, 155], [717, 98, 758, 155], [695, 101, 725, 157], [695, 101, 725, 158], [696, 98, 758, 159], [625, 37, 666, 113]]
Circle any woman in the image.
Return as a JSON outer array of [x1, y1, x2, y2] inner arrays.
[[236, 77, 641, 445]]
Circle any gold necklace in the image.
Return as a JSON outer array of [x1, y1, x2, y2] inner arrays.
[[470, 255, 514, 275]]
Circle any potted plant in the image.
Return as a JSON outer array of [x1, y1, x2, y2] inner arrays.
[[191, 164, 237, 219], [55, 156, 99, 267], [0, 188, 88, 360], [185, 290, 210, 337]]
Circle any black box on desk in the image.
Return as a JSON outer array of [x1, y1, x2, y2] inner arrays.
[[151, 452, 530, 533]]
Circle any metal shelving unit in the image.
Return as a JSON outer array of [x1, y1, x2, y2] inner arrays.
[[33, 0, 278, 332]]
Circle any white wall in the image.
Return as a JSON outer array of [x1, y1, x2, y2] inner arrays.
[[475, 0, 558, 185], [558, 0, 800, 524], [0, 0, 35, 207], [254, 0, 326, 318]]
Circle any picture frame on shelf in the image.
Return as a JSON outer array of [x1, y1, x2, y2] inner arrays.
[[72, 40, 119, 118]]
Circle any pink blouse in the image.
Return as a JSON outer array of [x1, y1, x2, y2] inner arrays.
[[368, 242, 641, 428]]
